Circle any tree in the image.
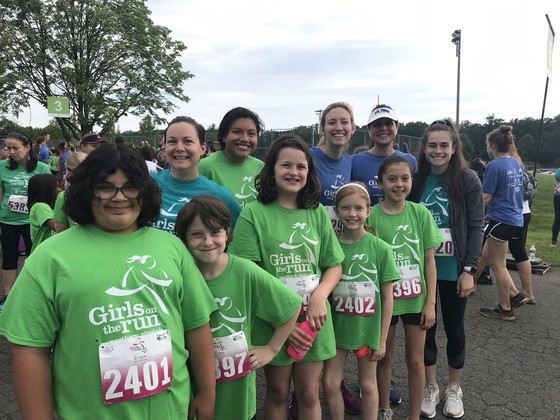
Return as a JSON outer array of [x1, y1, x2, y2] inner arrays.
[[0, 0, 192, 141], [139, 115, 156, 135]]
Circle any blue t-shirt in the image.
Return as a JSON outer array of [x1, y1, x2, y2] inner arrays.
[[482, 157, 524, 227], [38, 145, 50, 163], [151, 171, 241, 233], [351, 150, 417, 205], [59, 151, 71, 174]]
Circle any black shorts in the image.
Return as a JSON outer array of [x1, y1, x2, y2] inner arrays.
[[390, 312, 423, 326], [484, 219, 524, 243]]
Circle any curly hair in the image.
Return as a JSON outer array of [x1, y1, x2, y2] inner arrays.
[[256, 134, 320, 208], [65, 144, 161, 227]]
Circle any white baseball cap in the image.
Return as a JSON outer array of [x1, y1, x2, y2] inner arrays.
[[367, 107, 398, 125]]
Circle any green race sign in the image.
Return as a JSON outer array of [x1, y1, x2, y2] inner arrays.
[[47, 96, 70, 118]]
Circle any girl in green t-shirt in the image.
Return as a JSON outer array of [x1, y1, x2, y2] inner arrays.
[[366, 155, 441, 420], [175, 195, 301, 420], [28, 174, 58, 253], [323, 182, 397, 420]]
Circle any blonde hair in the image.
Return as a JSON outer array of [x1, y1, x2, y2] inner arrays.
[[65, 151, 87, 171]]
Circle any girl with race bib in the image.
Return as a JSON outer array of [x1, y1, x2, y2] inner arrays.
[[366, 155, 441, 420], [0, 132, 50, 306], [229, 135, 344, 420], [175, 195, 301, 420], [409, 120, 484, 419], [0, 144, 217, 420], [322, 182, 398, 420]]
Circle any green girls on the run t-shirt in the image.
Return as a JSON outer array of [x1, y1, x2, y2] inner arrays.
[[332, 233, 399, 350], [206, 255, 301, 420], [0, 225, 217, 419], [367, 201, 442, 316], [29, 202, 54, 253], [229, 201, 344, 365]]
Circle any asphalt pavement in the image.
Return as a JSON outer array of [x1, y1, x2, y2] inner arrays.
[[1, 267, 559, 419]]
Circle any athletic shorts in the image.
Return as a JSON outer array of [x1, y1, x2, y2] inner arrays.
[[484, 219, 524, 243], [390, 312, 422, 326]]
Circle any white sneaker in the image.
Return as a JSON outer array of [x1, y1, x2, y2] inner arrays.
[[443, 383, 464, 418], [420, 383, 439, 418], [378, 408, 393, 420]]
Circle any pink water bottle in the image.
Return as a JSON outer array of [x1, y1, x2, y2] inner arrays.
[[287, 320, 318, 360]]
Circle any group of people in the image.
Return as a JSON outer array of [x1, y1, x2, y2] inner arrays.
[[0, 102, 538, 420]]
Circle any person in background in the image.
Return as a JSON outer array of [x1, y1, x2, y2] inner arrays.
[[0, 132, 51, 310], [114, 135, 125, 145], [35, 135, 51, 165], [49, 147, 59, 175], [151, 116, 241, 233], [475, 126, 524, 321], [0, 143, 218, 419], [79, 133, 107, 155], [54, 151, 88, 233], [199, 107, 265, 208], [28, 174, 58, 253], [351, 104, 417, 205], [0, 138, 9, 160], [551, 167, 560, 247], [409, 119, 484, 419]]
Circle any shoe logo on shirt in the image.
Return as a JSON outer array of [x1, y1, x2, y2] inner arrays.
[[212, 296, 247, 334], [160, 197, 190, 217], [341, 253, 379, 291], [420, 186, 448, 218], [391, 225, 420, 262], [105, 255, 173, 315], [235, 176, 258, 202]]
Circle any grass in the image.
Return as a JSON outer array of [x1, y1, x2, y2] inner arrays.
[[527, 173, 559, 267]]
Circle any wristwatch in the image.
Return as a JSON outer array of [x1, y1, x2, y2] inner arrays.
[[463, 266, 476, 275]]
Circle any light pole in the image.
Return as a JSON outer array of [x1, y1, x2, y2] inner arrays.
[[451, 29, 461, 133], [314, 109, 322, 146]]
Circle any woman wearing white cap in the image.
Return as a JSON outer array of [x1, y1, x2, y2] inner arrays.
[[351, 104, 417, 205]]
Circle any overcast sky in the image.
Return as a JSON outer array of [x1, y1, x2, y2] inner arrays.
[[17, 0, 560, 132]]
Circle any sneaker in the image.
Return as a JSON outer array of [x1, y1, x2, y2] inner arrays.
[[341, 379, 362, 414], [288, 391, 298, 420], [378, 408, 393, 420], [476, 270, 493, 285], [443, 383, 464, 418], [480, 303, 515, 321], [510, 293, 528, 309], [390, 380, 401, 405], [551, 240, 557, 247], [0, 295, 6, 312], [420, 383, 440, 418]]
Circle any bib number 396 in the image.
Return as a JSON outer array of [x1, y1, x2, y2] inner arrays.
[[99, 330, 172, 405]]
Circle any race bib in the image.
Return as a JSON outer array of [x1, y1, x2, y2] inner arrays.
[[281, 275, 320, 315], [325, 205, 344, 236], [99, 330, 172, 405], [435, 228, 454, 256], [393, 264, 423, 300], [333, 281, 376, 316], [213, 331, 250, 383], [7, 195, 28, 213]]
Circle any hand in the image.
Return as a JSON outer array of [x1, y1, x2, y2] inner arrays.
[[249, 345, 277, 370], [457, 272, 474, 298], [420, 302, 436, 330], [369, 343, 385, 362], [305, 294, 327, 331], [188, 389, 215, 420], [287, 323, 313, 351]]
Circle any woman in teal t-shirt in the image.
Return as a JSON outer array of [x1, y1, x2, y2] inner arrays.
[[0, 132, 51, 303]]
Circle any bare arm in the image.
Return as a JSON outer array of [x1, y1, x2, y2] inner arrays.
[[421, 247, 437, 330], [184, 323, 216, 420], [306, 264, 342, 331], [483, 192, 492, 206], [250, 308, 299, 369], [54, 221, 68, 233], [10, 344, 54, 420], [370, 281, 394, 361], [45, 218, 56, 231]]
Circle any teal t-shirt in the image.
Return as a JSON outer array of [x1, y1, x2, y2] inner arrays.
[[0, 225, 217, 420], [419, 173, 459, 281], [207, 255, 301, 420], [151, 171, 241, 233], [29, 202, 54, 253], [198, 152, 264, 207], [367, 202, 442, 316], [332, 233, 399, 350], [229, 201, 345, 365], [0, 161, 51, 225]]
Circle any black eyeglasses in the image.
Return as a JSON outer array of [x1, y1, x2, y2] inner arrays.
[[94, 184, 140, 200]]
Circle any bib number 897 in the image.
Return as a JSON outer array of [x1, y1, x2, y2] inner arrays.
[[215, 352, 248, 382], [104, 357, 171, 402]]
